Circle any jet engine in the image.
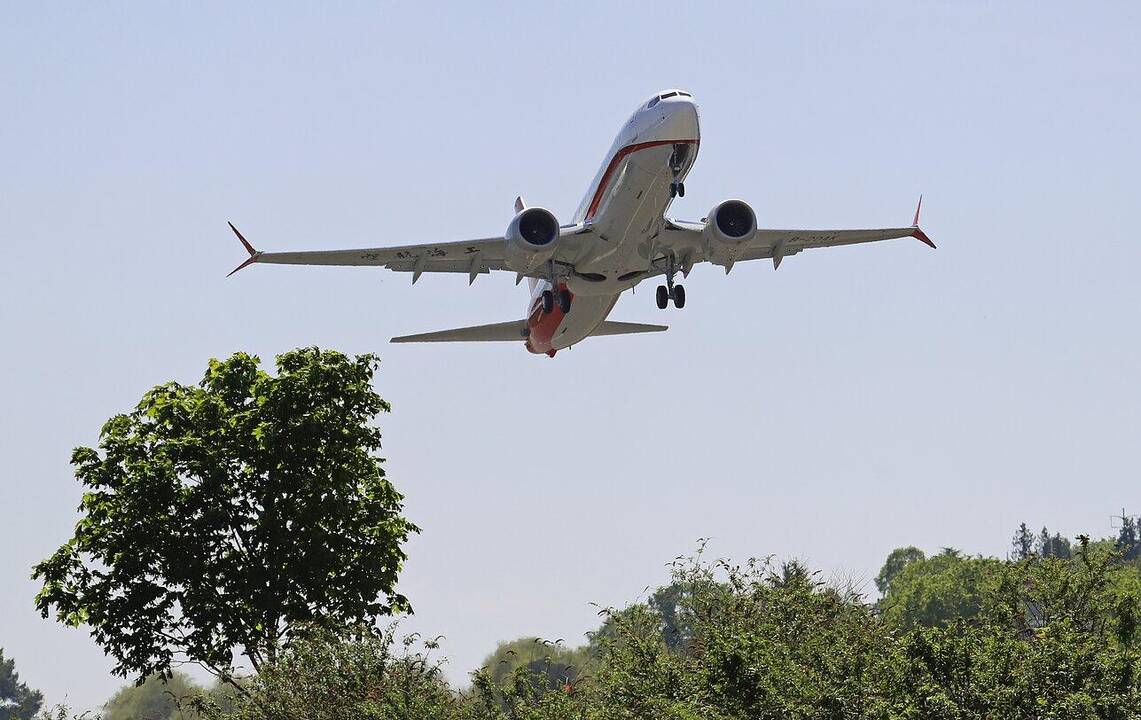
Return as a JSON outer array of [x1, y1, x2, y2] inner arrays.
[[505, 207, 560, 273], [703, 199, 757, 245]]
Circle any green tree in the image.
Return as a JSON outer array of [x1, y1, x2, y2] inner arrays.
[[195, 626, 461, 720], [479, 638, 589, 692], [874, 546, 925, 595], [0, 649, 42, 720], [878, 551, 1002, 629], [103, 673, 206, 720], [1012, 522, 1035, 560], [1117, 512, 1140, 562], [1037, 527, 1073, 559], [33, 349, 419, 690]]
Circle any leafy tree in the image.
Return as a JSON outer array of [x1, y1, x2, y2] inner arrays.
[[33, 348, 418, 690], [0, 649, 42, 720], [874, 546, 925, 595], [1012, 522, 1035, 560], [192, 625, 460, 720], [1117, 513, 1140, 562], [479, 638, 589, 693], [103, 672, 206, 720], [878, 551, 1002, 629], [1037, 527, 1073, 559]]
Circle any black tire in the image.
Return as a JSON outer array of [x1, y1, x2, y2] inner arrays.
[[541, 290, 554, 314], [558, 288, 572, 313], [677, 183, 685, 197], [673, 284, 686, 309], [656, 285, 669, 309], [669, 183, 677, 198]]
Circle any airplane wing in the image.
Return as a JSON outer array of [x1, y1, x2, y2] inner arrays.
[[657, 197, 935, 273], [226, 222, 591, 284]]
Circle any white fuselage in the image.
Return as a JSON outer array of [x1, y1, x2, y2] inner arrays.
[[525, 91, 700, 355]]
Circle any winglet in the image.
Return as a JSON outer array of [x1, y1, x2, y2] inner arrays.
[[909, 195, 936, 249], [226, 222, 262, 277]]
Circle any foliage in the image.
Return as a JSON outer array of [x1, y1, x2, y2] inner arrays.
[[478, 638, 590, 693], [143, 540, 1141, 720], [0, 649, 43, 720], [1011, 522, 1035, 560], [102, 673, 205, 720], [1037, 527, 1073, 559], [193, 625, 461, 720], [33, 348, 418, 687], [878, 549, 1003, 629], [874, 546, 925, 595], [874, 538, 1141, 718]]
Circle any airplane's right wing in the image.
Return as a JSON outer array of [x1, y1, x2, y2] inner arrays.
[[226, 221, 593, 284]]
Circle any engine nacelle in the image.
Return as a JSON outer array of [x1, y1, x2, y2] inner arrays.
[[703, 199, 757, 246], [505, 207, 560, 274]]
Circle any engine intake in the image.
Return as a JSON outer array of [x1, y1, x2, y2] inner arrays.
[[505, 207, 560, 273], [704, 199, 757, 245]]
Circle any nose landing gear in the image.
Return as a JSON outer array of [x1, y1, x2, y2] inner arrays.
[[668, 144, 689, 198]]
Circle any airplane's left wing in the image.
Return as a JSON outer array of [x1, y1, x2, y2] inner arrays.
[[657, 198, 934, 274], [226, 222, 590, 284]]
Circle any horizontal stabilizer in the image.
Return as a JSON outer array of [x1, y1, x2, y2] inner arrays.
[[391, 319, 667, 344], [589, 321, 668, 337], [391, 320, 527, 343]]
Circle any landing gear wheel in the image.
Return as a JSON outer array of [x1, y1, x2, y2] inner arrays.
[[669, 183, 678, 198], [676, 182, 685, 198], [558, 288, 572, 313], [672, 284, 686, 308], [656, 284, 669, 309], [541, 290, 554, 314]]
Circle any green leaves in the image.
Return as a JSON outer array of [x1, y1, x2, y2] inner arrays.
[[0, 649, 43, 720], [32, 348, 418, 685]]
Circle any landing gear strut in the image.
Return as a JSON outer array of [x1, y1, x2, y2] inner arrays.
[[541, 259, 572, 315], [668, 144, 687, 198], [656, 254, 685, 309]]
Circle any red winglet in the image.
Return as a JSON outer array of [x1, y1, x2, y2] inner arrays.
[[910, 195, 936, 249], [226, 222, 262, 276]]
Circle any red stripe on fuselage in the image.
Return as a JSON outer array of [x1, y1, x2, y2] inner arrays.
[[584, 139, 699, 221]]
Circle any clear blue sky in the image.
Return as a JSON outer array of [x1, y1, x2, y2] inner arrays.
[[2, 1, 1139, 710]]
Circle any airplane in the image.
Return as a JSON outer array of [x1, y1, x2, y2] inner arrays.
[[228, 89, 935, 357]]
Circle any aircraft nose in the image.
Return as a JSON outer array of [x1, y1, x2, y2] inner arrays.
[[661, 100, 700, 141]]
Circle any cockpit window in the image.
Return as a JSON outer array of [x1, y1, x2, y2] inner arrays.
[[677, 91, 691, 97], [661, 91, 678, 100], [647, 96, 660, 109]]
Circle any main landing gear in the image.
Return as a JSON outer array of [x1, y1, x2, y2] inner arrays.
[[544, 287, 571, 313], [540, 261, 573, 315], [655, 254, 686, 309], [669, 181, 685, 198]]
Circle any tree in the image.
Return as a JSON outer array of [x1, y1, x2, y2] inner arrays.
[[879, 551, 1001, 629], [874, 546, 926, 595], [1011, 522, 1035, 560], [1116, 512, 1139, 562], [103, 673, 206, 720], [0, 649, 42, 720], [479, 638, 589, 693], [33, 348, 419, 689], [195, 626, 461, 720], [1036, 528, 1072, 559]]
